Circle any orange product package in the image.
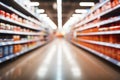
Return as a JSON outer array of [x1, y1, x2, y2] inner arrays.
[[111, 48, 117, 59], [117, 49, 120, 61]]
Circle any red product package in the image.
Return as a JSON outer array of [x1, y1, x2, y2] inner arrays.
[[14, 14, 18, 21], [18, 18, 22, 23], [0, 10, 5, 17], [10, 14, 16, 20], [111, 0, 119, 7], [5, 12, 10, 18]]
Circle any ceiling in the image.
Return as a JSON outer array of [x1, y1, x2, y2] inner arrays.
[[31, 0, 99, 26]]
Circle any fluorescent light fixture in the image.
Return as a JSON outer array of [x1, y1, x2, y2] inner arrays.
[[72, 14, 85, 17], [75, 9, 88, 13], [40, 14, 47, 17], [37, 9, 45, 13], [28, 2, 40, 6], [79, 2, 95, 6], [53, 3, 57, 10], [57, 0, 62, 31]]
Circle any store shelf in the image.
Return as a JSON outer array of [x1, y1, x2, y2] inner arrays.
[[0, 39, 40, 46], [76, 2, 120, 28], [87, 0, 109, 18], [0, 30, 40, 36], [100, 4, 120, 18], [77, 39, 120, 49], [76, 0, 109, 28], [0, 0, 51, 65], [0, 42, 47, 63], [0, 2, 41, 25], [77, 30, 120, 36], [13, 0, 40, 21], [77, 16, 120, 31], [0, 16, 40, 31], [71, 41, 120, 67]]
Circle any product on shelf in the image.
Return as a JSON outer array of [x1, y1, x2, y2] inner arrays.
[[5, 12, 10, 18], [0, 9, 39, 29], [0, 1, 49, 63], [0, 23, 5, 29], [9, 45, 13, 55], [0, 10, 5, 17], [110, 0, 119, 7], [13, 35, 20, 41], [117, 49, 120, 61], [0, 46, 3, 58], [10, 13, 16, 20], [69, 0, 120, 64], [3, 45, 9, 56]]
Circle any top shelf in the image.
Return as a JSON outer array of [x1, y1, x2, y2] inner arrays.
[[13, 0, 40, 21], [0, 1, 41, 25], [76, 0, 109, 27], [76, 1, 120, 28]]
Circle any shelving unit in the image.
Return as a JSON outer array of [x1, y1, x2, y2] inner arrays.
[[0, 42, 47, 63], [68, 0, 120, 67], [13, 0, 39, 20], [0, 1, 51, 63], [0, 2, 41, 26], [0, 16, 40, 30], [76, 16, 120, 31], [77, 39, 120, 49], [71, 41, 120, 67], [0, 39, 40, 46], [77, 30, 120, 36], [75, 0, 109, 28]]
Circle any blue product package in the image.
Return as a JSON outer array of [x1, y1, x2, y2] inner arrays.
[[0, 47, 3, 58], [9, 45, 13, 54], [3, 46, 9, 56]]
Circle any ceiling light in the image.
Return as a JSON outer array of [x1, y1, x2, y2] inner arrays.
[[57, 0, 62, 31], [29, 2, 40, 6], [75, 9, 88, 13], [40, 14, 47, 17], [72, 14, 85, 17], [37, 9, 45, 13], [79, 2, 95, 6], [53, 3, 57, 10]]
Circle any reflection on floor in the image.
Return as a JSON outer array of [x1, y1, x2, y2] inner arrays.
[[0, 38, 120, 80]]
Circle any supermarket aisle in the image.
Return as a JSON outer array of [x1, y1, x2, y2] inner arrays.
[[0, 38, 120, 80]]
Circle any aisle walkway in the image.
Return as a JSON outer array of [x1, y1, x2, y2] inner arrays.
[[0, 38, 120, 80]]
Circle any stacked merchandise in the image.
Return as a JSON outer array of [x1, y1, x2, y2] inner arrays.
[[0, 0, 49, 63], [69, 0, 120, 66]]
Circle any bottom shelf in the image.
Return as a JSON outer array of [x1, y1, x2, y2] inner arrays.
[[71, 41, 120, 67], [0, 42, 47, 63]]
